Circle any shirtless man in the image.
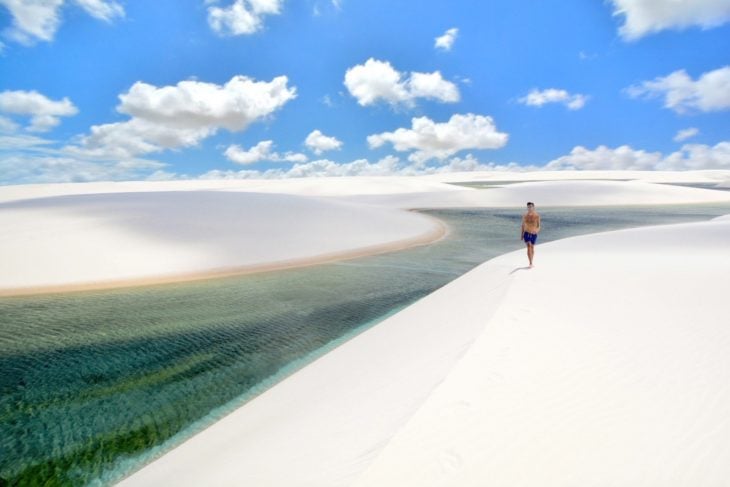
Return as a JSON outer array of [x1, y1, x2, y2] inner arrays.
[[520, 202, 541, 267]]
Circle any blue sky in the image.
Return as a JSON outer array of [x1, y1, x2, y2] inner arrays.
[[0, 0, 729, 184]]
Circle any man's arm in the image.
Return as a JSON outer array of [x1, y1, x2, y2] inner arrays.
[[520, 215, 525, 239], [536, 215, 541, 233]]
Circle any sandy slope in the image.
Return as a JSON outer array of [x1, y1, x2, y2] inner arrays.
[[119, 211, 730, 486], [353, 216, 730, 487]]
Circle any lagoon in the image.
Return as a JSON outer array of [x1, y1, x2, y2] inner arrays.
[[2, 203, 729, 486]]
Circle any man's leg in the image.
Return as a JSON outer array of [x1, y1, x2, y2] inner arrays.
[[527, 243, 534, 266]]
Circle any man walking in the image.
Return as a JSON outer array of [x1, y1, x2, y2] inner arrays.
[[521, 202, 541, 267]]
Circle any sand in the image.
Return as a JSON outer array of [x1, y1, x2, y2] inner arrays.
[[2, 172, 730, 484], [0, 190, 443, 295], [109, 173, 730, 486], [352, 215, 730, 487], [3, 171, 730, 295]]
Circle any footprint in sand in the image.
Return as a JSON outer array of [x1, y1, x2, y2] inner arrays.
[[439, 449, 463, 473]]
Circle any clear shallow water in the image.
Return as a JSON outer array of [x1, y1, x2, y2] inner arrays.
[[1, 204, 729, 486]]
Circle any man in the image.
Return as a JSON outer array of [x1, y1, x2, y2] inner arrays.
[[520, 202, 541, 267]]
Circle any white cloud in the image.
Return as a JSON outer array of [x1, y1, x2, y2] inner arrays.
[[224, 139, 308, 164], [304, 129, 342, 155], [72, 119, 213, 160], [344, 58, 459, 108], [74, 0, 124, 20], [439, 154, 532, 173], [0, 89, 78, 132], [225, 140, 274, 164], [367, 113, 508, 163], [0, 0, 64, 43], [545, 142, 730, 170], [0, 133, 54, 149], [626, 66, 730, 113], [408, 72, 460, 102], [546, 145, 662, 170], [0, 0, 123, 44], [286, 156, 400, 178], [207, 0, 283, 36], [281, 152, 308, 163], [73, 75, 296, 159], [434, 27, 458, 51], [197, 153, 530, 180], [118, 75, 296, 131], [609, 0, 730, 40], [519, 88, 589, 110], [662, 142, 730, 170], [0, 115, 20, 132], [674, 127, 699, 142], [0, 154, 166, 184], [579, 51, 597, 61]]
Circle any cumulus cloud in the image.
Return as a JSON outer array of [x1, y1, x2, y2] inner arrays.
[[0, 0, 123, 44], [546, 145, 662, 170], [0, 89, 78, 132], [207, 0, 283, 36], [434, 27, 458, 51], [519, 88, 589, 110], [626, 66, 730, 113], [224, 140, 307, 164], [198, 153, 529, 180], [304, 129, 342, 155], [283, 156, 401, 178], [0, 153, 165, 184], [674, 127, 699, 142], [0, 115, 20, 133], [117, 75, 295, 131], [662, 142, 730, 170], [609, 0, 730, 40], [545, 142, 730, 170], [0, 133, 55, 150], [73, 75, 296, 159], [225, 140, 274, 164], [344, 58, 459, 108], [367, 113, 508, 163], [71, 119, 213, 160]]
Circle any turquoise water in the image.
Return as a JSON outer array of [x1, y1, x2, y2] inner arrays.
[[1, 204, 729, 486]]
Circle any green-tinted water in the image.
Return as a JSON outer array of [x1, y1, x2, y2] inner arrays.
[[1, 204, 729, 486]]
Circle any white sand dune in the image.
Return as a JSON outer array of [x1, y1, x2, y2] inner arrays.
[[0, 191, 442, 293], [117, 197, 730, 485], [341, 179, 730, 208], [353, 217, 730, 487], [2, 170, 729, 205], [2, 172, 730, 294], [2, 172, 729, 484], [119, 219, 730, 487]]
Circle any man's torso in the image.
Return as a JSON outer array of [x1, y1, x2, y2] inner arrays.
[[523, 212, 540, 234]]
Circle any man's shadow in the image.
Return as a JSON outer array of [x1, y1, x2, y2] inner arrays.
[[509, 266, 532, 274]]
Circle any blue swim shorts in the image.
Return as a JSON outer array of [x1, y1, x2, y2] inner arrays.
[[523, 232, 537, 245]]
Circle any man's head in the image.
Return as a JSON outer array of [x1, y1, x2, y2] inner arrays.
[[527, 202, 535, 211]]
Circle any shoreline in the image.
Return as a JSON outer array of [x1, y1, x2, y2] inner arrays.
[[0, 211, 448, 297], [118, 212, 730, 486]]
